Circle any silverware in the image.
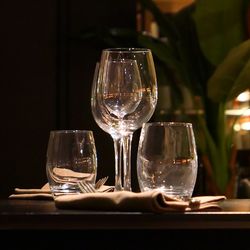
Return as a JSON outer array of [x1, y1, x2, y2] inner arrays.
[[78, 176, 109, 193], [78, 180, 96, 193], [95, 176, 108, 189]]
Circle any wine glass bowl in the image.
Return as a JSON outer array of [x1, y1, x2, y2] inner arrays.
[[91, 48, 158, 191], [102, 59, 143, 119]]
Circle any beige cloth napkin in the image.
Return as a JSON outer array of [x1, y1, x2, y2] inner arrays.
[[54, 191, 226, 212], [9, 183, 53, 200], [9, 184, 226, 212], [8, 183, 114, 200]]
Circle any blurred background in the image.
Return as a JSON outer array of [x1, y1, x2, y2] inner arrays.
[[0, 0, 136, 197]]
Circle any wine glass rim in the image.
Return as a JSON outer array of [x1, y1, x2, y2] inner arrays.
[[50, 130, 93, 134], [103, 48, 151, 53], [143, 122, 193, 127]]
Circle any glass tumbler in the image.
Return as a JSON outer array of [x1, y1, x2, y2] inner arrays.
[[46, 130, 97, 196], [137, 122, 198, 200]]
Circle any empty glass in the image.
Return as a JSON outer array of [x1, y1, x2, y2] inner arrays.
[[137, 122, 198, 200], [46, 130, 97, 197], [91, 48, 158, 191]]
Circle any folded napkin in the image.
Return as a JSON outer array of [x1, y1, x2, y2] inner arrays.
[[9, 184, 226, 212], [9, 183, 53, 200], [54, 191, 226, 212], [8, 183, 114, 200]]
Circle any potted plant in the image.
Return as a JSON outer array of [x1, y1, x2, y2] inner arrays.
[[78, 0, 250, 197]]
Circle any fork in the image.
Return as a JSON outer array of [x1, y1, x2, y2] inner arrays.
[[95, 176, 108, 189], [78, 176, 109, 193], [78, 180, 96, 193]]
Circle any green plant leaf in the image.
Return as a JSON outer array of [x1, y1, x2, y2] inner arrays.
[[207, 39, 250, 102], [228, 58, 250, 100], [139, 0, 214, 98], [136, 34, 185, 75], [193, 0, 248, 65]]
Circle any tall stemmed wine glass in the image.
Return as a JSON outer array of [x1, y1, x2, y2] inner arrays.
[[91, 48, 158, 191]]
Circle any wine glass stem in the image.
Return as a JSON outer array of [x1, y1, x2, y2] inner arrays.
[[122, 133, 133, 191], [113, 137, 123, 191]]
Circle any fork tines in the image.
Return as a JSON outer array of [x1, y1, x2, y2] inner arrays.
[[78, 180, 96, 193], [95, 176, 109, 189]]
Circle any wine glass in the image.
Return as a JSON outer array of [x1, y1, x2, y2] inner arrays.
[[91, 48, 158, 191]]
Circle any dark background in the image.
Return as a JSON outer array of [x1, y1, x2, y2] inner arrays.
[[0, 0, 137, 197]]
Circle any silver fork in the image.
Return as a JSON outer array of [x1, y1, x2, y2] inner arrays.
[[78, 180, 96, 193], [95, 176, 108, 189], [78, 176, 109, 193]]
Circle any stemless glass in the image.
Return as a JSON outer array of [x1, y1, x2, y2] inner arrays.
[[91, 48, 158, 191], [46, 130, 97, 197], [137, 122, 198, 200]]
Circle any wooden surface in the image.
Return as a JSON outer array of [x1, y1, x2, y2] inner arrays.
[[1, 199, 250, 230], [1, 198, 250, 249]]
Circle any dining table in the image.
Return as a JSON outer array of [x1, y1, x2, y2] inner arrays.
[[1, 198, 250, 249]]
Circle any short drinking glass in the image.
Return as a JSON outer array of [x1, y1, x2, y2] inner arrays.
[[46, 130, 97, 196], [137, 122, 198, 200]]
